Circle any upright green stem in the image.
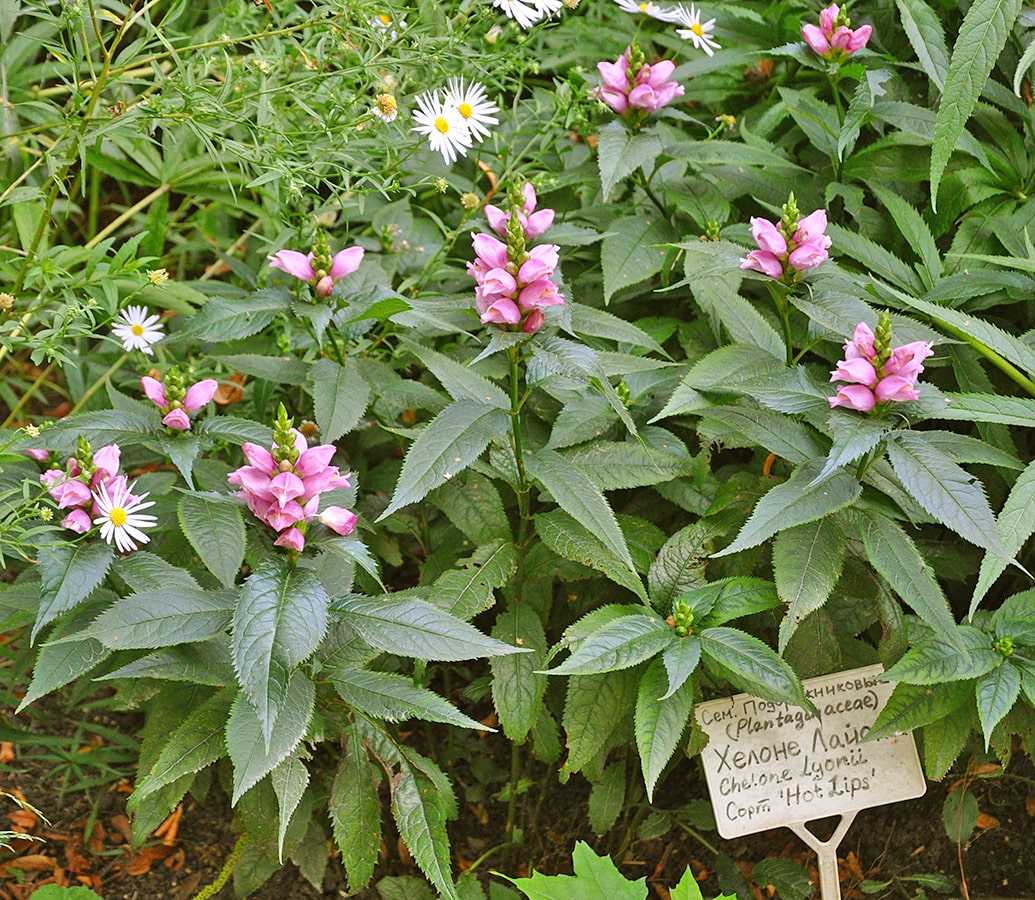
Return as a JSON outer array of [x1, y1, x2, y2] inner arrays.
[[507, 343, 532, 605], [69, 353, 130, 414], [766, 281, 795, 366], [2, 362, 58, 428]]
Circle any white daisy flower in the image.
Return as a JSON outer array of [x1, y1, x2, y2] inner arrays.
[[371, 12, 406, 38], [492, 0, 560, 30], [674, 4, 720, 55], [111, 305, 164, 355], [444, 78, 499, 142], [611, 0, 681, 22], [92, 480, 158, 554], [412, 90, 473, 165]]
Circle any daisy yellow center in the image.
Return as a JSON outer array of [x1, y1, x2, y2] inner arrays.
[[376, 94, 397, 114], [131, 323, 145, 336], [691, 22, 705, 35], [434, 116, 450, 134], [458, 102, 473, 118], [639, 3, 648, 9], [378, 14, 392, 24], [108, 507, 128, 527]]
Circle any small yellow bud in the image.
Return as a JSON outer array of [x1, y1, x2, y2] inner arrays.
[[461, 192, 480, 212], [147, 268, 169, 286]]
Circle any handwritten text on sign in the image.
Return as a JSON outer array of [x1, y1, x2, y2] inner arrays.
[[695, 664, 926, 839]]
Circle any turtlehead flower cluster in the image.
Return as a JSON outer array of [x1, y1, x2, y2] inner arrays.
[[39, 439, 157, 551], [595, 42, 684, 119], [228, 405, 357, 552], [142, 369, 218, 431], [412, 78, 500, 165], [467, 184, 563, 334], [739, 195, 831, 283], [829, 316, 933, 413], [112, 306, 164, 355], [268, 233, 364, 299], [610, 1, 720, 55], [492, 0, 563, 30], [802, 3, 871, 62]]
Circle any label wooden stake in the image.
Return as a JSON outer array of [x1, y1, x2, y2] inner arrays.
[[695, 664, 926, 900]]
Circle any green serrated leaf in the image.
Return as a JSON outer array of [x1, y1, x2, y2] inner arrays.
[[887, 431, 1010, 559], [429, 540, 516, 621], [336, 595, 522, 660], [559, 427, 694, 490], [923, 710, 975, 780], [85, 586, 234, 649], [331, 726, 381, 893], [857, 508, 958, 638], [701, 626, 813, 713], [648, 521, 716, 612], [19, 620, 110, 711], [931, 0, 1023, 207], [597, 120, 662, 198], [34, 541, 114, 642], [402, 339, 509, 409], [98, 639, 236, 685], [134, 688, 236, 800], [535, 510, 647, 600], [884, 625, 998, 684], [310, 358, 372, 443], [569, 302, 667, 354], [660, 637, 702, 700], [867, 681, 970, 740], [699, 405, 825, 465], [270, 754, 309, 861], [232, 560, 328, 744], [546, 614, 675, 676], [602, 214, 676, 304], [430, 474, 510, 544], [561, 668, 639, 779], [713, 460, 860, 558], [172, 289, 291, 344], [391, 763, 460, 900], [635, 658, 693, 800], [976, 661, 1021, 748], [332, 669, 488, 729], [177, 493, 245, 588], [588, 764, 627, 836], [379, 401, 510, 519], [942, 785, 979, 844], [491, 604, 549, 743], [228, 670, 315, 805], [775, 518, 848, 652], [896, 0, 950, 89]]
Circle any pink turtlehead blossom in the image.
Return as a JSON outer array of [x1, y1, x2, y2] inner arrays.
[[828, 322, 932, 412], [802, 3, 871, 61], [740, 209, 831, 281], [484, 185, 555, 241], [38, 442, 141, 537], [228, 429, 356, 552], [594, 46, 684, 116], [142, 375, 218, 431], [268, 245, 365, 297]]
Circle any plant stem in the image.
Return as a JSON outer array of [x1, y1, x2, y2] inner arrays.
[[2, 362, 58, 428], [507, 344, 532, 605], [506, 740, 522, 844], [766, 281, 795, 366], [194, 832, 248, 900], [84, 182, 172, 250], [69, 354, 130, 415]]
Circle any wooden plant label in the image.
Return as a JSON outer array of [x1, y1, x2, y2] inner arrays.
[[695, 664, 926, 840]]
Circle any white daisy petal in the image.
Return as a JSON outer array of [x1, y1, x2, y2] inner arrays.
[[111, 305, 164, 354], [92, 480, 158, 554], [444, 78, 499, 143], [411, 90, 474, 164], [492, 0, 560, 29], [674, 3, 721, 55], [611, 0, 682, 22]]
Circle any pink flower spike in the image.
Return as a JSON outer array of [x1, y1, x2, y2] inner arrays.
[[819, 3, 839, 33], [884, 341, 933, 381], [295, 443, 337, 477], [319, 506, 358, 536], [801, 23, 830, 55], [163, 409, 192, 431], [269, 471, 305, 508], [788, 238, 830, 271], [740, 250, 785, 279], [472, 233, 510, 270], [518, 280, 564, 310], [61, 508, 93, 534], [522, 308, 546, 334], [830, 357, 878, 387], [847, 23, 872, 52], [484, 204, 509, 235], [794, 209, 828, 244], [268, 249, 317, 281], [874, 375, 919, 403], [274, 528, 306, 552], [141, 376, 168, 408], [328, 247, 365, 279], [479, 296, 523, 326], [182, 379, 219, 412], [92, 444, 121, 481], [265, 500, 306, 531], [57, 480, 92, 509], [846, 323, 876, 360]]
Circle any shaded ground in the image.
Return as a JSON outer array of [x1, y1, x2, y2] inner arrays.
[[1, 701, 1033, 900]]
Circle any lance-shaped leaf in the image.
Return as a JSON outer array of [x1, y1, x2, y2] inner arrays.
[[597, 120, 663, 197], [429, 475, 509, 544], [867, 681, 970, 741], [543, 613, 675, 676], [491, 604, 549, 742], [559, 427, 696, 490], [815, 411, 891, 482], [635, 657, 694, 801], [691, 578, 782, 627], [98, 639, 235, 686], [112, 551, 198, 593], [698, 406, 825, 465], [527, 448, 634, 572], [933, 392, 1035, 426], [19, 610, 111, 711], [271, 754, 310, 861], [428, 539, 516, 621], [896, 0, 950, 89], [972, 458, 1035, 616], [331, 669, 489, 730], [561, 667, 639, 779], [882, 625, 999, 684], [400, 339, 509, 409], [378, 400, 509, 519], [335, 595, 523, 660], [391, 760, 460, 900], [172, 288, 292, 343], [857, 508, 958, 639], [34, 541, 114, 642], [330, 726, 381, 894], [233, 560, 328, 745], [228, 670, 315, 804], [923, 711, 975, 780], [661, 636, 702, 700], [700, 626, 814, 714], [977, 662, 1021, 749], [85, 586, 234, 649], [886, 431, 1012, 560], [133, 688, 237, 800], [712, 460, 860, 558], [774, 518, 848, 652], [648, 521, 715, 611], [930, 0, 1023, 207], [310, 357, 372, 443], [178, 493, 245, 588]]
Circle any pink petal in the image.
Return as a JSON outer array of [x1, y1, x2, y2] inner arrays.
[[268, 249, 317, 281], [182, 379, 219, 412], [319, 505, 358, 536], [141, 376, 168, 408], [328, 246, 365, 279], [162, 409, 192, 430], [828, 384, 876, 412], [274, 527, 306, 551]]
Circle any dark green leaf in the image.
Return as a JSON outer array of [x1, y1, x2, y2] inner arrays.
[[774, 518, 848, 651], [85, 586, 234, 648], [867, 680, 970, 740], [545, 614, 675, 676], [34, 541, 114, 642], [177, 493, 245, 588], [976, 661, 1021, 748], [331, 726, 381, 893], [597, 120, 663, 197], [310, 358, 372, 443], [332, 669, 488, 730], [635, 658, 694, 800], [491, 604, 549, 743], [700, 627, 813, 713], [883, 625, 998, 684]]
